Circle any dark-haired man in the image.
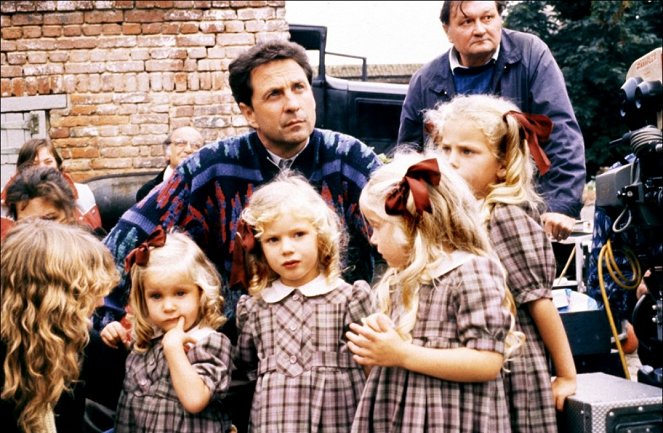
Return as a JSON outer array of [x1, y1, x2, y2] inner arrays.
[[100, 39, 380, 335]]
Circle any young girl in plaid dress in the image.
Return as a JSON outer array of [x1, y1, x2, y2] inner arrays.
[[111, 228, 234, 433], [347, 151, 523, 433], [426, 94, 577, 433], [232, 172, 372, 433]]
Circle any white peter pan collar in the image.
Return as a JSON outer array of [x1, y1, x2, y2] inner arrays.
[[261, 274, 343, 304], [427, 250, 475, 279]]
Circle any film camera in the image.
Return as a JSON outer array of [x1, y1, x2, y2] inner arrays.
[[594, 47, 662, 388]]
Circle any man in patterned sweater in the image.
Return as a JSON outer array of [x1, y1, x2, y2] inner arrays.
[[98, 39, 382, 342]]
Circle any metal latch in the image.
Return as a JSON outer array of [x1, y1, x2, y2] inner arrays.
[[0, 111, 40, 135]]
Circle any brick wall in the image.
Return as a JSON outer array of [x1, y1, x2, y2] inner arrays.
[[0, 0, 287, 180]]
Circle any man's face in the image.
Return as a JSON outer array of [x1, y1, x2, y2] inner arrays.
[[239, 59, 316, 158], [168, 127, 204, 169], [444, 1, 503, 67]]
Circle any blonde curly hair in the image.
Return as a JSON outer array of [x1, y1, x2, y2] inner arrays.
[[240, 171, 346, 297], [424, 94, 544, 222], [1, 219, 119, 432], [128, 231, 226, 351], [359, 149, 524, 361]]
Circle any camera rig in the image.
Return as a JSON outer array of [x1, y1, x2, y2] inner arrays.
[[594, 47, 662, 387]]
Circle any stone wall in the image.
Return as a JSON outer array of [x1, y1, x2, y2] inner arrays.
[[0, 0, 287, 180]]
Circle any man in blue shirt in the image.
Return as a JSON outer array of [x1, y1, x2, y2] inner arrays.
[[399, 1, 586, 241]]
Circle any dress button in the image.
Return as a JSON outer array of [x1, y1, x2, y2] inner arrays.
[[292, 294, 300, 301], [289, 355, 297, 364], [289, 323, 297, 331], [138, 379, 148, 387]]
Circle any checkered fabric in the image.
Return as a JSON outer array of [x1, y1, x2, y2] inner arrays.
[[489, 203, 558, 433], [351, 255, 512, 433], [236, 280, 373, 433], [115, 329, 233, 433]]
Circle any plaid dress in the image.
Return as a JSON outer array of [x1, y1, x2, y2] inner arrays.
[[115, 327, 233, 433], [351, 252, 513, 433], [236, 277, 372, 433], [488, 203, 558, 433]]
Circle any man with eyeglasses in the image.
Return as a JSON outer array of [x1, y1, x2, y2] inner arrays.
[[135, 126, 204, 202]]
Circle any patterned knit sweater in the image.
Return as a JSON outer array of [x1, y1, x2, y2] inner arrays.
[[99, 129, 381, 331]]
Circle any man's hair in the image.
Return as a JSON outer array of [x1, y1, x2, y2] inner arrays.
[[16, 138, 63, 171], [228, 39, 313, 107], [440, 1, 507, 25]]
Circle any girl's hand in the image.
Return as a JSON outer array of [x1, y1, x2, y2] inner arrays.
[[551, 375, 577, 411], [162, 317, 197, 354], [101, 321, 131, 349], [345, 313, 406, 368]]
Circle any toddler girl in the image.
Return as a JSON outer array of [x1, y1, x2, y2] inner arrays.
[[426, 94, 577, 432], [111, 227, 234, 433], [233, 172, 372, 433], [347, 151, 522, 433]]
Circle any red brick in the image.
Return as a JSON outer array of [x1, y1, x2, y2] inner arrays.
[[71, 147, 101, 158], [27, 52, 48, 64], [180, 22, 199, 34], [6, 52, 27, 65], [122, 23, 141, 35], [176, 34, 215, 47], [164, 9, 203, 21], [42, 25, 63, 37], [125, 10, 166, 23], [136, 0, 174, 8], [82, 24, 102, 36], [63, 25, 82, 36], [1, 79, 11, 96], [1, 65, 22, 78], [43, 12, 84, 25], [37, 76, 51, 93], [162, 22, 180, 34], [24, 77, 38, 95], [50, 127, 70, 138], [141, 23, 163, 34], [2, 27, 22, 39], [11, 13, 42, 25], [48, 51, 68, 62], [22, 26, 42, 38], [84, 10, 124, 23], [11, 78, 25, 96]]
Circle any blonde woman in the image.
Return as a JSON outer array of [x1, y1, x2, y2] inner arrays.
[[1, 219, 119, 433]]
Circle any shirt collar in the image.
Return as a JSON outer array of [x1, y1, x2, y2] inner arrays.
[[449, 44, 500, 74], [265, 142, 308, 169], [261, 274, 342, 303], [163, 165, 174, 181], [427, 250, 476, 279]]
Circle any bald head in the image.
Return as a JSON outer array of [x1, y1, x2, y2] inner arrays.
[[166, 127, 204, 168]]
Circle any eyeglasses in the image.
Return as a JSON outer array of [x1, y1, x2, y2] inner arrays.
[[171, 140, 203, 150]]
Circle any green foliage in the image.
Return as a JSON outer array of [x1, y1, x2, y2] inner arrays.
[[504, 0, 662, 177]]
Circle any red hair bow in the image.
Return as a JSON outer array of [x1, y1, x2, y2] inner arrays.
[[385, 158, 441, 216], [124, 225, 167, 272], [229, 219, 256, 292], [504, 110, 553, 175]]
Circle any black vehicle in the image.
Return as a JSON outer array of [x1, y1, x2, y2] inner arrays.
[[289, 24, 408, 156]]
